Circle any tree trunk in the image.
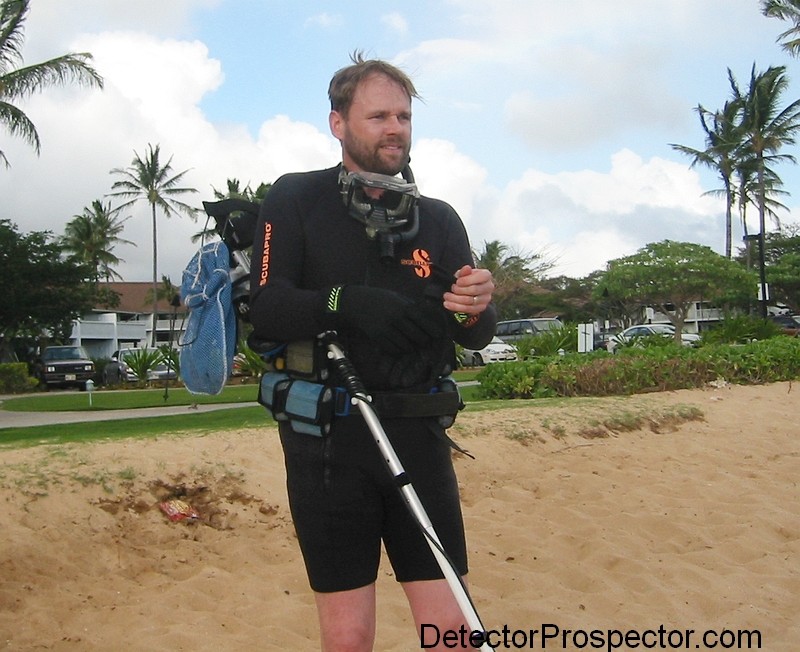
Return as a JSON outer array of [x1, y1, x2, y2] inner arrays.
[[724, 183, 733, 259], [151, 204, 158, 347], [757, 156, 769, 319]]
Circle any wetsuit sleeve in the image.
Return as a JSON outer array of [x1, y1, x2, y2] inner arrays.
[[435, 204, 498, 351], [248, 176, 328, 342]]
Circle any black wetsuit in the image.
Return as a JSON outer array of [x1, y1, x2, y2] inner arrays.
[[249, 165, 497, 592]]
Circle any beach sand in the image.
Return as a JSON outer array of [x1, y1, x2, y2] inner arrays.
[[0, 380, 797, 650]]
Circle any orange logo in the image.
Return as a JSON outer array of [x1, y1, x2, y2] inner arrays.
[[411, 248, 431, 278], [259, 223, 272, 286]]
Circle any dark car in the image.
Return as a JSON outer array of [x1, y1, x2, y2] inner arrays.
[[37, 345, 95, 389], [769, 314, 800, 337], [495, 318, 563, 343]]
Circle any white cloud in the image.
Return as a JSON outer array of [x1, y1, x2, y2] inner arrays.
[[395, 38, 495, 76], [255, 116, 340, 179], [409, 141, 725, 278], [0, 30, 338, 284], [412, 138, 489, 222], [526, 149, 720, 216], [21, 0, 221, 57], [381, 12, 409, 36], [3, 0, 792, 291]]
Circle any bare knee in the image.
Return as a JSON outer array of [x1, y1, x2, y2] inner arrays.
[[315, 584, 376, 652], [403, 578, 473, 650], [319, 620, 374, 652]]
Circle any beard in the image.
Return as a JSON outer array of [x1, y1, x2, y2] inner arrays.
[[343, 132, 411, 176]]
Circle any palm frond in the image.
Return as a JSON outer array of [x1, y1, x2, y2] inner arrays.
[[1, 54, 103, 100], [0, 0, 26, 73], [0, 98, 37, 153]]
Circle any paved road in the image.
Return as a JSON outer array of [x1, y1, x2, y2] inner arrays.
[[0, 401, 255, 429]]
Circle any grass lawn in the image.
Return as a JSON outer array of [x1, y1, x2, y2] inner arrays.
[[0, 370, 485, 447], [3, 370, 481, 413]]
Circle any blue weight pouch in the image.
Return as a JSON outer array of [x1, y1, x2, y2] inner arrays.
[[258, 371, 334, 436]]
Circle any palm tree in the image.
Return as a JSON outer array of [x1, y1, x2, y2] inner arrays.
[[730, 64, 800, 316], [192, 178, 271, 244], [62, 200, 134, 282], [761, 0, 800, 56], [473, 239, 554, 282], [109, 143, 198, 344], [737, 160, 789, 232], [473, 240, 555, 317], [671, 100, 742, 258], [144, 274, 178, 306], [212, 178, 248, 201], [735, 160, 792, 269], [0, 0, 103, 167]]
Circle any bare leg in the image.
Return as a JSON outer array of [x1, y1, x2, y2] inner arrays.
[[314, 583, 377, 652], [403, 578, 473, 651]]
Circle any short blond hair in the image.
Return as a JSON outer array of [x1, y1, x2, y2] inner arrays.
[[328, 50, 419, 117]]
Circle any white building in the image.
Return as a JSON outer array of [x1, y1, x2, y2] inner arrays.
[[68, 282, 188, 359]]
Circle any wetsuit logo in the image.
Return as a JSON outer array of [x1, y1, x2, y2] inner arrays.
[[259, 223, 272, 286], [407, 248, 431, 278]]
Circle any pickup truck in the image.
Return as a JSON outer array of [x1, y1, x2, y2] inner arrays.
[[37, 345, 96, 389]]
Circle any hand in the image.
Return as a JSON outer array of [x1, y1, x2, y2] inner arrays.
[[442, 265, 495, 315], [324, 286, 445, 354]]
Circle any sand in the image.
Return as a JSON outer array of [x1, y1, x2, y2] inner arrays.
[[0, 380, 797, 651]]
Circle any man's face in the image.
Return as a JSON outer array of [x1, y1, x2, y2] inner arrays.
[[330, 73, 412, 176]]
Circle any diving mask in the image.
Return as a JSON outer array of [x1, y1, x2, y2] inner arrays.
[[339, 167, 420, 238]]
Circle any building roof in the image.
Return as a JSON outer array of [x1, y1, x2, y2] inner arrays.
[[96, 282, 187, 316]]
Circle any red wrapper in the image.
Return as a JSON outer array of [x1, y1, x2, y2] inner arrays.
[[159, 499, 200, 522]]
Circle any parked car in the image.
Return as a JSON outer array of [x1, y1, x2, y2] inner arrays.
[[462, 336, 518, 366], [768, 314, 800, 337], [36, 345, 95, 389], [104, 348, 177, 384], [607, 324, 701, 353], [495, 318, 563, 343]]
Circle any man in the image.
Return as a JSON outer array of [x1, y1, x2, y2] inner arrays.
[[249, 52, 497, 651]]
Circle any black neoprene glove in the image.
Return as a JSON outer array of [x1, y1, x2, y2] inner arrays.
[[323, 285, 446, 355]]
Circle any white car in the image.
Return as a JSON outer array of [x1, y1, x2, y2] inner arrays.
[[607, 324, 701, 353], [462, 336, 518, 366], [104, 348, 178, 384]]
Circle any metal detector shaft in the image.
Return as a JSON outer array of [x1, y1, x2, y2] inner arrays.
[[326, 342, 491, 651]]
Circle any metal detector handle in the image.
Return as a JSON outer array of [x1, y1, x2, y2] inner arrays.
[[325, 340, 492, 651]]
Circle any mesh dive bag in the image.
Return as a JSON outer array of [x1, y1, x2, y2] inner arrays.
[[180, 240, 236, 395]]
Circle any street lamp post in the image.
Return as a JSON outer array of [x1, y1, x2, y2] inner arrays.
[[743, 233, 768, 319]]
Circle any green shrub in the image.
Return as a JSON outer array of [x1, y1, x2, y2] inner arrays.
[[476, 338, 800, 399], [0, 362, 39, 393], [159, 345, 180, 375], [700, 315, 782, 345], [542, 347, 712, 396], [477, 360, 556, 399], [125, 349, 165, 385], [513, 323, 578, 360], [236, 339, 269, 377], [694, 338, 800, 384]]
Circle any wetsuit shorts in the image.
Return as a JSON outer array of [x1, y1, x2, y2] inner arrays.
[[278, 414, 468, 593]]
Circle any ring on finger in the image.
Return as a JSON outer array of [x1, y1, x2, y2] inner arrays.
[[472, 295, 478, 305]]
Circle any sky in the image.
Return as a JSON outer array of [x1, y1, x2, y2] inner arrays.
[[3, 0, 800, 284]]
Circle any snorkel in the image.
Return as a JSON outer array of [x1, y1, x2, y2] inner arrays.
[[339, 164, 420, 260]]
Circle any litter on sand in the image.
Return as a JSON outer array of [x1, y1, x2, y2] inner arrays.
[[159, 499, 200, 522]]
